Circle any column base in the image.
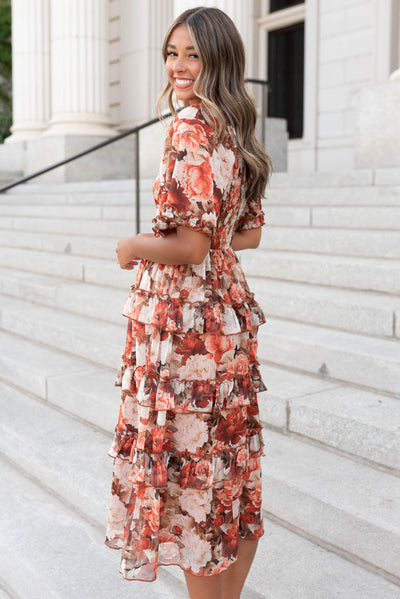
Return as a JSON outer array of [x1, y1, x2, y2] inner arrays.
[[0, 141, 26, 174], [24, 135, 137, 182], [43, 121, 117, 138], [355, 78, 400, 169]]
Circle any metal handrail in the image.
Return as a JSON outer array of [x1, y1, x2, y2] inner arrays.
[[0, 113, 169, 234], [0, 79, 268, 233]]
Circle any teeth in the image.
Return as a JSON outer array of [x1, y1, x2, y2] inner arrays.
[[176, 79, 192, 85]]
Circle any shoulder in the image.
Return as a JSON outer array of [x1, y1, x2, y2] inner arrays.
[[170, 105, 214, 154]]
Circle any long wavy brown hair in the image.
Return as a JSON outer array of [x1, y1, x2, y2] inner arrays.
[[158, 7, 272, 201]]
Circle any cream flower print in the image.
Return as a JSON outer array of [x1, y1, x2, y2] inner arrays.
[[178, 354, 216, 381], [180, 529, 212, 574], [106, 492, 128, 544], [170, 513, 194, 533], [179, 487, 212, 523], [209, 144, 235, 191], [173, 414, 209, 453], [105, 105, 266, 581]]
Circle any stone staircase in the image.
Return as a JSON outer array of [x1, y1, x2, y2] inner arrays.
[[0, 171, 399, 598]]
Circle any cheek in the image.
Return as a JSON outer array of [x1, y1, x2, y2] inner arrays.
[[165, 59, 173, 78], [193, 65, 202, 81]]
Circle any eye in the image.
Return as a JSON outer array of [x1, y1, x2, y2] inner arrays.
[[166, 51, 177, 57], [189, 53, 199, 59]]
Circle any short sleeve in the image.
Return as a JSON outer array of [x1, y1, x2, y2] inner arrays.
[[236, 195, 265, 231], [152, 109, 218, 238]]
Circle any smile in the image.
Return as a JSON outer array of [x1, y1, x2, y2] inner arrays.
[[174, 79, 193, 88]]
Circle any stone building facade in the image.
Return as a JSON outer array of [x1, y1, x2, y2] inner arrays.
[[2, 0, 400, 177]]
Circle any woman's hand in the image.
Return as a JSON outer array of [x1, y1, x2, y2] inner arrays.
[[115, 233, 151, 269]]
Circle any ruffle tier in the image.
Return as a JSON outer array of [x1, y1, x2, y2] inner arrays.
[[106, 247, 266, 581], [109, 432, 263, 491], [116, 361, 266, 412]]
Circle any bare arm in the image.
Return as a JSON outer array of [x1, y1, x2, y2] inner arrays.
[[231, 227, 262, 251], [116, 226, 211, 268]]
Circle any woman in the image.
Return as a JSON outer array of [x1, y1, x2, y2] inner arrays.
[[105, 7, 271, 599]]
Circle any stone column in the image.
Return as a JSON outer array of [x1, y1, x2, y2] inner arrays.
[[118, 0, 174, 178], [119, 0, 174, 127], [6, 0, 50, 142], [44, 0, 114, 137]]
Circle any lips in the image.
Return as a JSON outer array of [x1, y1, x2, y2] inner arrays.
[[174, 78, 193, 89]]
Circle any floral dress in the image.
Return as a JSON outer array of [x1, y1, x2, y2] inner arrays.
[[105, 104, 266, 582]]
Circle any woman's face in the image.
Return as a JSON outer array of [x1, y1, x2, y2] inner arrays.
[[165, 24, 201, 105]]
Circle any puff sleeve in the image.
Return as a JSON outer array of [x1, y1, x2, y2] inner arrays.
[[236, 195, 265, 231], [152, 110, 219, 238]]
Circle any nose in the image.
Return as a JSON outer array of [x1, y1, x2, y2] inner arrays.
[[173, 56, 186, 73]]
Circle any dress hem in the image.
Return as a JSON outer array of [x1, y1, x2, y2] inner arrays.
[[104, 524, 265, 582]]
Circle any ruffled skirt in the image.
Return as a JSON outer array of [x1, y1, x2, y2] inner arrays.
[[105, 249, 266, 581]]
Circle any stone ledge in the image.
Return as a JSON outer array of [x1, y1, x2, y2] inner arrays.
[[258, 317, 400, 396], [240, 250, 400, 295], [270, 169, 374, 188], [288, 386, 400, 472], [262, 430, 400, 579]]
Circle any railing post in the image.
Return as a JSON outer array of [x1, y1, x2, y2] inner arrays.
[[261, 83, 267, 148], [135, 130, 140, 235]]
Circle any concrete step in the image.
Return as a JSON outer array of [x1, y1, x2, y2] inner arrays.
[[2, 291, 400, 395], [311, 206, 400, 230], [0, 246, 92, 280], [0, 328, 398, 476], [259, 364, 400, 474], [263, 205, 400, 230], [240, 250, 400, 295], [249, 277, 399, 338], [262, 429, 400, 582], [0, 330, 117, 432], [0, 229, 120, 259], [0, 456, 187, 599], [248, 518, 400, 599], [258, 317, 400, 396], [1, 382, 399, 589], [3, 267, 398, 339], [0, 267, 128, 325], [0, 247, 135, 288], [1, 458, 399, 599], [2, 177, 155, 199], [259, 227, 400, 258], [267, 184, 400, 206], [2, 264, 397, 340], [0, 294, 125, 369], [0, 215, 152, 237], [269, 167, 400, 188], [0, 202, 154, 222]]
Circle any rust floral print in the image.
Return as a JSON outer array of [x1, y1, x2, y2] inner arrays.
[[105, 105, 266, 582]]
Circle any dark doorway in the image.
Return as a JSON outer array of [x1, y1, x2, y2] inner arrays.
[[267, 22, 304, 139], [270, 0, 303, 13]]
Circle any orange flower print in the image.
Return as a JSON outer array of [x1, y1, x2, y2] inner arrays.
[[106, 105, 266, 582], [192, 382, 214, 410], [222, 521, 239, 559], [179, 160, 214, 202], [215, 409, 247, 447], [152, 301, 168, 328], [229, 283, 246, 306]]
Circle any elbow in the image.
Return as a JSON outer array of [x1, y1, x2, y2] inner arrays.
[[251, 228, 262, 248], [189, 247, 209, 264]]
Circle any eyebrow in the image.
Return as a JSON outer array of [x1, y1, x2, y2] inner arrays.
[[167, 43, 196, 50]]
